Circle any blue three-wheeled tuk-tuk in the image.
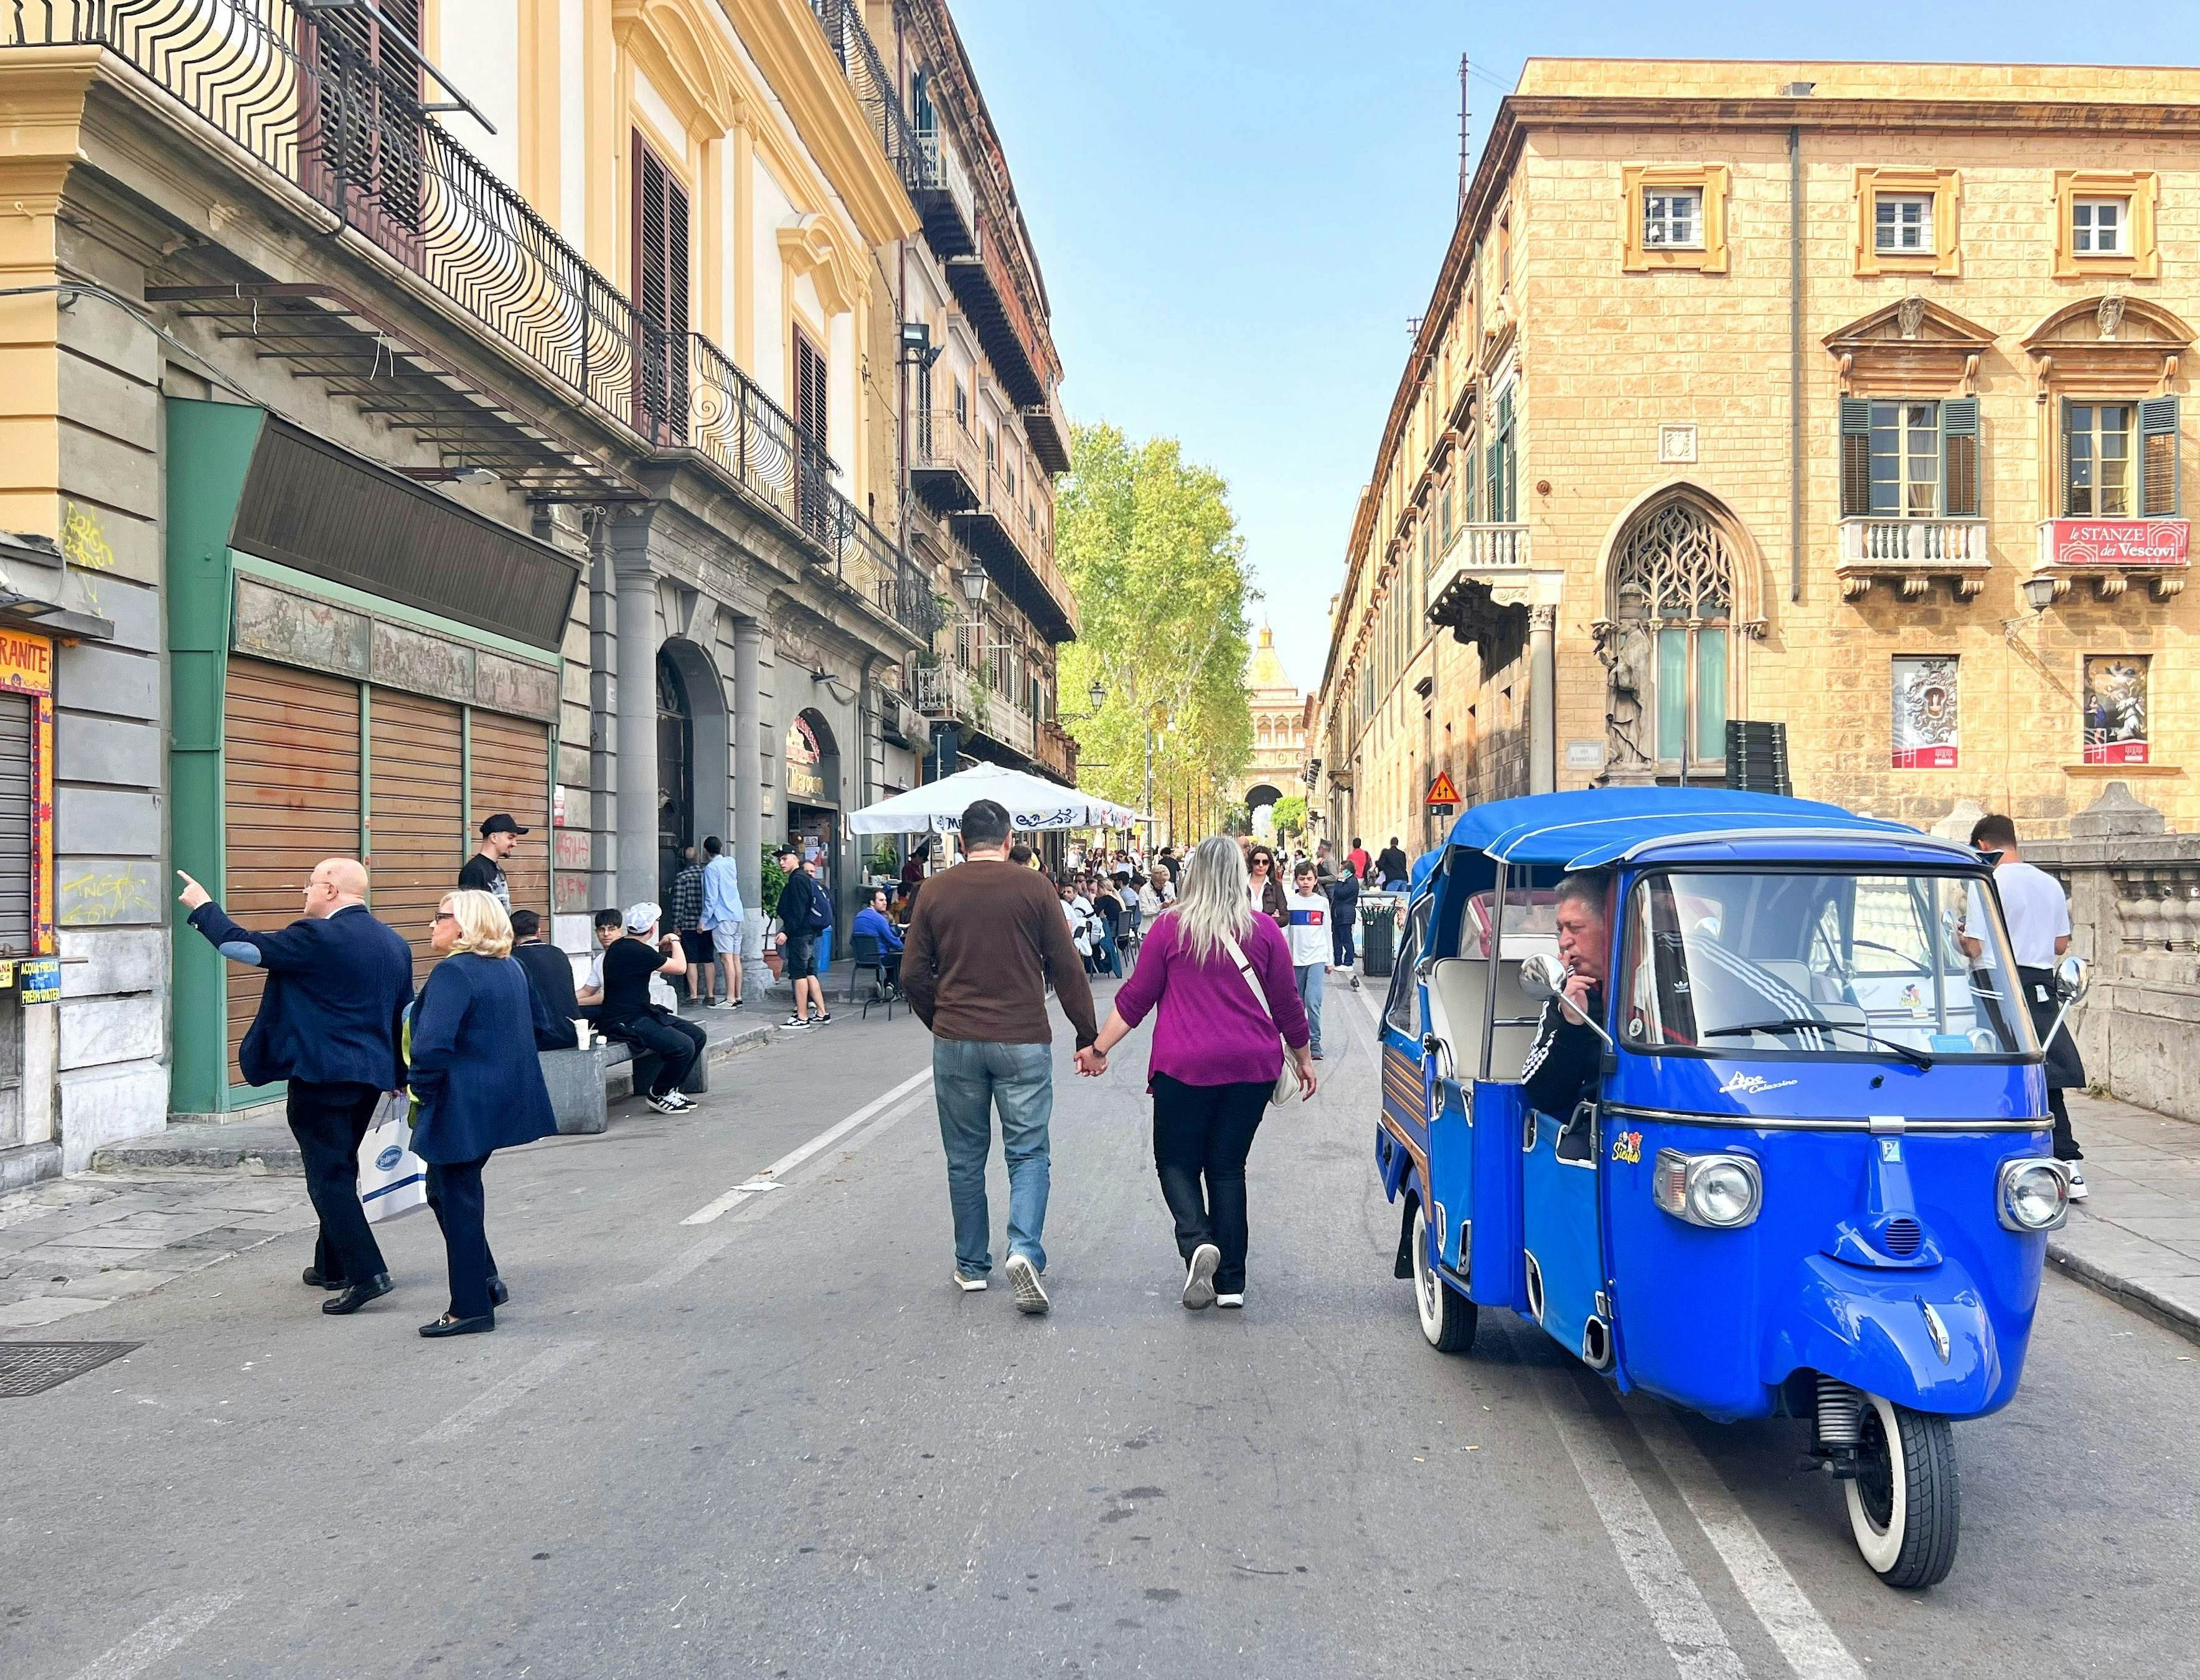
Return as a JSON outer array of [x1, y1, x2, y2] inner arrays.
[[1373, 789, 2079, 1588]]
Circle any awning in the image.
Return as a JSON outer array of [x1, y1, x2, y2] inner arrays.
[[848, 762, 1139, 835]]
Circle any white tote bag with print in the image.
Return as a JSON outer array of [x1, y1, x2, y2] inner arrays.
[[357, 1092, 429, 1224]]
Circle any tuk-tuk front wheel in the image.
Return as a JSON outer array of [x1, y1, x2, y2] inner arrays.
[[1845, 1392, 1960, 1589], [1411, 1202, 1477, 1354]]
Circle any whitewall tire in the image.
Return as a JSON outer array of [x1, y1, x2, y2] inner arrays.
[[1412, 1201, 1477, 1354], [1845, 1391, 1960, 1589]]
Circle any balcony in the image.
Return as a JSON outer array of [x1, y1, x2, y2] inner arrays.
[[914, 660, 974, 722], [956, 461, 1079, 642], [946, 210, 1055, 410], [911, 129, 976, 260], [911, 408, 984, 514], [806, 0, 919, 197], [1427, 523, 1548, 642], [1836, 517, 1991, 601], [12, 1, 943, 645], [2033, 517, 2189, 602], [1033, 721, 1079, 786], [1023, 387, 1072, 477]]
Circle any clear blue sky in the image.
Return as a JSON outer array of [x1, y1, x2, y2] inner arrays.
[[950, 2, 2200, 700]]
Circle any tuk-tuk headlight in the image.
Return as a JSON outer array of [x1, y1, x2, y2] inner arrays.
[[1652, 1148, 1762, 1229], [1998, 1158, 2069, 1232]]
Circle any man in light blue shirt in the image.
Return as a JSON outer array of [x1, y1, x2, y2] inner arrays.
[[698, 835, 746, 1009]]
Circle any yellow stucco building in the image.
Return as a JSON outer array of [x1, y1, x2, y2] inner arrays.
[[1315, 60, 2200, 857], [1231, 626, 1308, 834]]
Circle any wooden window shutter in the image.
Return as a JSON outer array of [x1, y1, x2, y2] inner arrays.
[[794, 329, 828, 453], [631, 135, 691, 441], [1839, 397, 1872, 517], [2059, 398, 2077, 515], [2142, 397, 2181, 517], [1940, 398, 1980, 519]]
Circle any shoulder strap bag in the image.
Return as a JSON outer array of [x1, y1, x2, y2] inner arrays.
[[1219, 926, 1302, 1108]]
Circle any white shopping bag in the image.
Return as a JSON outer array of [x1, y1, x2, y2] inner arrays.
[[358, 1094, 429, 1224]]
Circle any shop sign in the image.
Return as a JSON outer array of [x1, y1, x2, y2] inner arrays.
[[2044, 519, 2189, 568], [786, 716, 825, 800], [1891, 655, 1958, 770], [2083, 655, 2150, 765], [19, 956, 59, 1003], [0, 629, 53, 696]]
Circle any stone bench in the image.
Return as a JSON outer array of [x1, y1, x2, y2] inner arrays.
[[539, 1035, 712, 1135]]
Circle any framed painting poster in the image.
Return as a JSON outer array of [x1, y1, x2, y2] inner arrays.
[[2082, 655, 2150, 765], [1891, 655, 1958, 769]]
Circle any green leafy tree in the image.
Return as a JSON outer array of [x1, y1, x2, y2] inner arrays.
[[1056, 424, 1254, 829], [1270, 795, 1307, 842]]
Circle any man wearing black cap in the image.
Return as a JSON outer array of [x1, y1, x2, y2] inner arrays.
[[461, 813, 528, 908]]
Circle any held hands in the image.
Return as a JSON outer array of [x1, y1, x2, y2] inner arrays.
[[1074, 1044, 1108, 1078], [175, 870, 210, 912]]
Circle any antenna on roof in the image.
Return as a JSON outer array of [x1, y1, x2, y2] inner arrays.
[[1458, 54, 1471, 213]]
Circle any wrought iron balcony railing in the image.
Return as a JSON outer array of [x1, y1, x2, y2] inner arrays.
[[805, 0, 918, 193], [7, 0, 941, 644]]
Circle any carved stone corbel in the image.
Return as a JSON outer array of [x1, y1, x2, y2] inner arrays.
[[2034, 354, 2054, 405], [1962, 352, 1981, 394]]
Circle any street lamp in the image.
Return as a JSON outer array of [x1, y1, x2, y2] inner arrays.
[[957, 564, 991, 608], [1088, 679, 1107, 713], [2021, 575, 2058, 611]]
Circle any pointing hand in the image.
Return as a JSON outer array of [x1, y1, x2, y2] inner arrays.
[[176, 870, 210, 912]]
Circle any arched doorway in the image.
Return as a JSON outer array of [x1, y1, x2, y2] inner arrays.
[[1599, 495, 1743, 782], [1245, 781, 1284, 835], [786, 708, 842, 913], [657, 649, 693, 899]]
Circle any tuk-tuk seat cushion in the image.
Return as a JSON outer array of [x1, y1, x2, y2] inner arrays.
[[1428, 956, 1542, 1082]]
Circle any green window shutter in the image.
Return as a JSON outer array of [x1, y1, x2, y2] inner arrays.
[[2060, 398, 2078, 515], [1840, 397, 1872, 517], [1941, 397, 1980, 519], [2142, 396, 2181, 517]]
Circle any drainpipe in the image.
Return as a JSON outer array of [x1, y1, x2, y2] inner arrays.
[[1789, 118, 1805, 604]]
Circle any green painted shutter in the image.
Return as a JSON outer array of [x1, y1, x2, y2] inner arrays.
[[2141, 396, 2181, 517], [2060, 398, 2077, 515], [1840, 397, 1872, 517], [1941, 397, 1980, 519]]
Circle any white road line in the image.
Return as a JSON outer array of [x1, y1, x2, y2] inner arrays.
[[637, 1230, 737, 1292], [680, 1066, 933, 1225], [1630, 1409, 1868, 1680], [64, 1590, 242, 1680], [1520, 1341, 1746, 1680], [416, 1340, 595, 1445]]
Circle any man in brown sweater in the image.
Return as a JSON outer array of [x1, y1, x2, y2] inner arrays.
[[901, 797, 1100, 1315]]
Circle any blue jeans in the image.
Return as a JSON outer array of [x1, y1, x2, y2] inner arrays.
[[1294, 962, 1325, 1055], [933, 1038, 1053, 1277], [1092, 929, 1122, 977]]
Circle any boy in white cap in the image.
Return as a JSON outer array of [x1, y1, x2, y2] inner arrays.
[[595, 903, 707, 1112]]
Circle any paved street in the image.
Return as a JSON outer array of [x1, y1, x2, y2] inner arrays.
[[7, 985, 2199, 1679]]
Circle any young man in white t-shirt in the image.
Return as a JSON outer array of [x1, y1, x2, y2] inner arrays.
[[1960, 814, 2086, 1199], [1286, 860, 1332, 1061]]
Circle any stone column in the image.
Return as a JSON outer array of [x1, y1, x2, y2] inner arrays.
[[611, 508, 659, 908], [586, 510, 616, 919], [733, 616, 766, 962], [1528, 604, 1557, 795]]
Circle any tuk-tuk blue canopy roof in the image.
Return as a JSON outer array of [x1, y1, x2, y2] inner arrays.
[[1439, 788, 1972, 873]]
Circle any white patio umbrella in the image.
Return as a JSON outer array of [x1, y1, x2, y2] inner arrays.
[[847, 761, 1144, 835]]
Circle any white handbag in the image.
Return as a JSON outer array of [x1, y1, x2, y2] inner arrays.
[[357, 1093, 429, 1224], [1220, 930, 1303, 1107]]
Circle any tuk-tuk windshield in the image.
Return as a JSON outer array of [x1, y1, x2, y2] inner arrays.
[[1620, 870, 2038, 1059]]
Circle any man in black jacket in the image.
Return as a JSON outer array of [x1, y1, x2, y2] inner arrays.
[[1522, 873, 1610, 1152], [510, 910, 581, 1050], [177, 858, 414, 1315], [773, 845, 834, 1028]]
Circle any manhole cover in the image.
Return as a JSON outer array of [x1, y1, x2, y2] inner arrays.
[[0, 1341, 143, 1397]]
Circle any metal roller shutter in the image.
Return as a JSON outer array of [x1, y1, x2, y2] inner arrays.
[[223, 659, 362, 1086], [0, 696, 34, 954], [468, 710, 552, 920], [368, 688, 464, 991]]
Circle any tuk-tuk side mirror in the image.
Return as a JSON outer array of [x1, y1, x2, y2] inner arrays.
[[2056, 954, 2090, 1004], [1518, 951, 1616, 1052]]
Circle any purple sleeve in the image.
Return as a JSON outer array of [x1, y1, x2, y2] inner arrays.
[[1249, 916, 1310, 1048], [1112, 912, 1168, 1029]]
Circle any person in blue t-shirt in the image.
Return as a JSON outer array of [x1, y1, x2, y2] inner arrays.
[[852, 885, 904, 993]]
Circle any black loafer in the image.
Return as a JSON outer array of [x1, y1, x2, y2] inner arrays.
[[301, 1267, 346, 1290], [420, 1312, 494, 1338], [321, 1272, 393, 1315], [487, 1277, 510, 1308]]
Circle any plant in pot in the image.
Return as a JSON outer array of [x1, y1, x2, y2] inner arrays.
[[759, 845, 790, 979]]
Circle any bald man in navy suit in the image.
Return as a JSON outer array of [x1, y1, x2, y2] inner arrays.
[[178, 859, 416, 1316]]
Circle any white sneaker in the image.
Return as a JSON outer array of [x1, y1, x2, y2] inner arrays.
[[1216, 1292, 1244, 1310], [646, 1092, 685, 1114], [2066, 1166, 2090, 1202], [952, 1272, 987, 1293], [781, 1015, 810, 1030], [1182, 1243, 1220, 1310], [1005, 1253, 1050, 1315]]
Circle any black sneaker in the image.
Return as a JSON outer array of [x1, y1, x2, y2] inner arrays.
[[782, 1014, 810, 1030], [815, 1012, 834, 1026]]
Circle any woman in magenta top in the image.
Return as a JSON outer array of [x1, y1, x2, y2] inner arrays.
[[1086, 836, 1315, 1310]]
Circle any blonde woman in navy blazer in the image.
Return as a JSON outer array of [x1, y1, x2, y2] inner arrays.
[[409, 890, 560, 1338]]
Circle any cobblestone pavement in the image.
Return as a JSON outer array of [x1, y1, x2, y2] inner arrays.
[[0, 1170, 313, 1331], [2051, 1091, 2200, 1341]]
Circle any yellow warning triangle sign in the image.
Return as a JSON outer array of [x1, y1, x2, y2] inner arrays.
[[1424, 771, 1462, 807]]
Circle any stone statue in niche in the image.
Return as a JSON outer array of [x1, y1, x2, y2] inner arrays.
[[1596, 618, 1654, 772]]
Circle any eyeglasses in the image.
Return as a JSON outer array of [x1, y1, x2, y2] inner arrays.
[[431, 911, 456, 924]]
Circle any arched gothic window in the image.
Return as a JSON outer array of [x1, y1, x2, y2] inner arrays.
[[1610, 500, 1733, 770]]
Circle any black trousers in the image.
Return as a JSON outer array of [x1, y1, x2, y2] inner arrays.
[[2019, 965, 2084, 1161], [1150, 1072, 1270, 1293], [1332, 915, 1356, 967], [425, 1157, 496, 1320], [288, 1079, 387, 1287], [616, 1010, 705, 1096]]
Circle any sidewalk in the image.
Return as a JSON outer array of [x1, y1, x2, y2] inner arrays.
[[2047, 1091, 2200, 1344]]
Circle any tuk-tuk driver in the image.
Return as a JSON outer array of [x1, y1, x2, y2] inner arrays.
[[1523, 873, 1610, 1145]]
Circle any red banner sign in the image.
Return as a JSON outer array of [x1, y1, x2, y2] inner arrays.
[[2045, 519, 2189, 567], [2084, 739, 2150, 766], [1892, 746, 1958, 771]]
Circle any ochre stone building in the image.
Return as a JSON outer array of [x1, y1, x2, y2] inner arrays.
[[1314, 61, 2200, 857], [1233, 627, 1308, 834]]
